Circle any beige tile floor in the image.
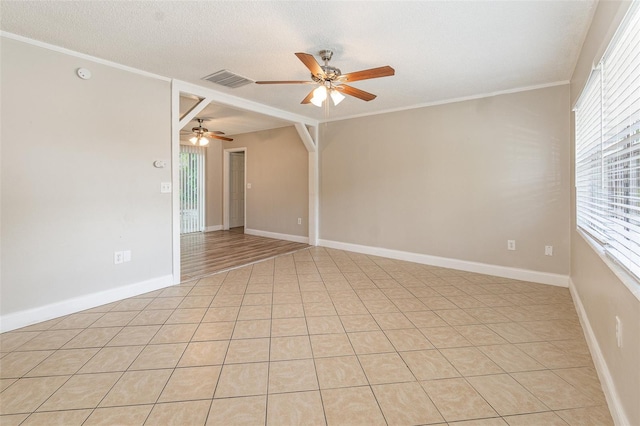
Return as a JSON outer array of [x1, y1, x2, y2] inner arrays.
[[0, 247, 613, 425]]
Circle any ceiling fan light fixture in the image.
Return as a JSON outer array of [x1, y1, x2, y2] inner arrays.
[[184, 117, 233, 144], [190, 134, 209, 146], [256, 51, 394, 106], [330, 89, 345, 106], [310, 85, 327, 107]]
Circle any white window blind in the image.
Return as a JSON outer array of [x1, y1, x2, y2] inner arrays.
[[180, 145, 206, 234], [575, 1, 640, 280], [576, 69, 606, 241]]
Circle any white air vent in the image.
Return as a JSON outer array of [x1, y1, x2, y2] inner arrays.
[[202, 70, 254, 88]]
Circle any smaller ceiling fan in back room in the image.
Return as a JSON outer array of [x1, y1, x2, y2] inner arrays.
[[180, 118, 233, 146], [255, 50, 395, 107]]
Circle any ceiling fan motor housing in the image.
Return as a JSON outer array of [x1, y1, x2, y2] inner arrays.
[[192, 126, 208, 133], [312, 49, 341, 82], [312, 65, 341, 83]]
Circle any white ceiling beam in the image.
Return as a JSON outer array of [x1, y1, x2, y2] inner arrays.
[[179, 96, 214, 129], [294, 122, 316, 153], [173, 79, 318, 128]]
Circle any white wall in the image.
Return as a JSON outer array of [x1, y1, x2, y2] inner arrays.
[[319, 85, 570, 280], [569, 1, 640, 424], [1, 37, 173, 331]]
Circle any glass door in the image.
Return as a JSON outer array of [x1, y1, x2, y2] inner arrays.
[[180, 145, 205, 234]]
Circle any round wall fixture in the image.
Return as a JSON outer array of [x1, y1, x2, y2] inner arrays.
[[76, 68, 92, 80]]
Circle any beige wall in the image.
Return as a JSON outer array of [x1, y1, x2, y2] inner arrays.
[[320, 85, 570, 275], [569, 1, 639, 424], [1, 38, 172, 318], [222, 126, 308, 237]]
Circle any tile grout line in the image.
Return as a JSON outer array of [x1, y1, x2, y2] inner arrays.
[[0, 246, 613, 425]]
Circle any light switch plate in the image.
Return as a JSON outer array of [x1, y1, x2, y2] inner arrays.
[[161, 182, 172, 193]]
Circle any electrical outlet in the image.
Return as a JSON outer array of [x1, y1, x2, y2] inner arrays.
[[507, 240, 516, 251], [114, 251, 124, 264], [123, 250, 132, 262], [298, 218, 302, 225], [545, 245, 553, 256], [160, 182, 172, 193], [616, 316, 622, 348]]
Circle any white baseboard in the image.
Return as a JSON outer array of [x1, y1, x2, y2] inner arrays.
[[569, 279, 628, 426], [318, 239, 569, 287], [0, 275, 174, 333], [245, 228, 309, 244], [205, 225, 223, 232]]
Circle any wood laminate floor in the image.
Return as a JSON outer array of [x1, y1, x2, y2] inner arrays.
[[180, 228, 309, 280]]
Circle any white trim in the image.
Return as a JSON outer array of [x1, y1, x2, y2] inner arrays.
[[205, 225, 223, 232], [318, 239, 569, 287], [309, 125, 320, 246], [172, 80, 318, 127], [308, 150, 319, 246], [569, 279, 629, 426], [171, 81, 181, 284], [295, 122, 319, 246], [245, 228, 309, 244], [0, 275, 174, 333], [577, 229, 640, 301], [321, 80, 570, 124], [179, 96, 215, 129], [1, 32, 170, 82], [294, 122, 317, 153]]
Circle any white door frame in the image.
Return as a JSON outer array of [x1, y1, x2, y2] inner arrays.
[[223, 148, 247, 230], [171, 79, 319, 284]]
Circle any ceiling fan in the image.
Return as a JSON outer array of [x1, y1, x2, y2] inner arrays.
[[255, 49, 395, 107], [181, 118, 233, 146]]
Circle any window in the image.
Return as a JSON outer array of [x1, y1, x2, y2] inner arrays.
[[575, 1, 640, 280], [180, 145, 206, 234]]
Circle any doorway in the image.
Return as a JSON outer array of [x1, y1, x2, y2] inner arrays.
[[179, 145, 206, 234], [223, 147, 247, 231], [229, 151, 245, 231], [172, 82, 319, 283]]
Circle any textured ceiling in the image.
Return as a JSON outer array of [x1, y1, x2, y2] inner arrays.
[[1, 0, 597, 125], [179, 95, 291, 139]]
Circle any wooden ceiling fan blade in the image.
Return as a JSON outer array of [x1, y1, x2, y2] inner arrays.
[[335, 84, 377, 101], [205, 130, 225, 135], [255, 80, 316, 85], [301, 88, 315, 104], [295, 52, 326, 79], [338, 66, 395, 82], [210, 135, 233, 142]]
